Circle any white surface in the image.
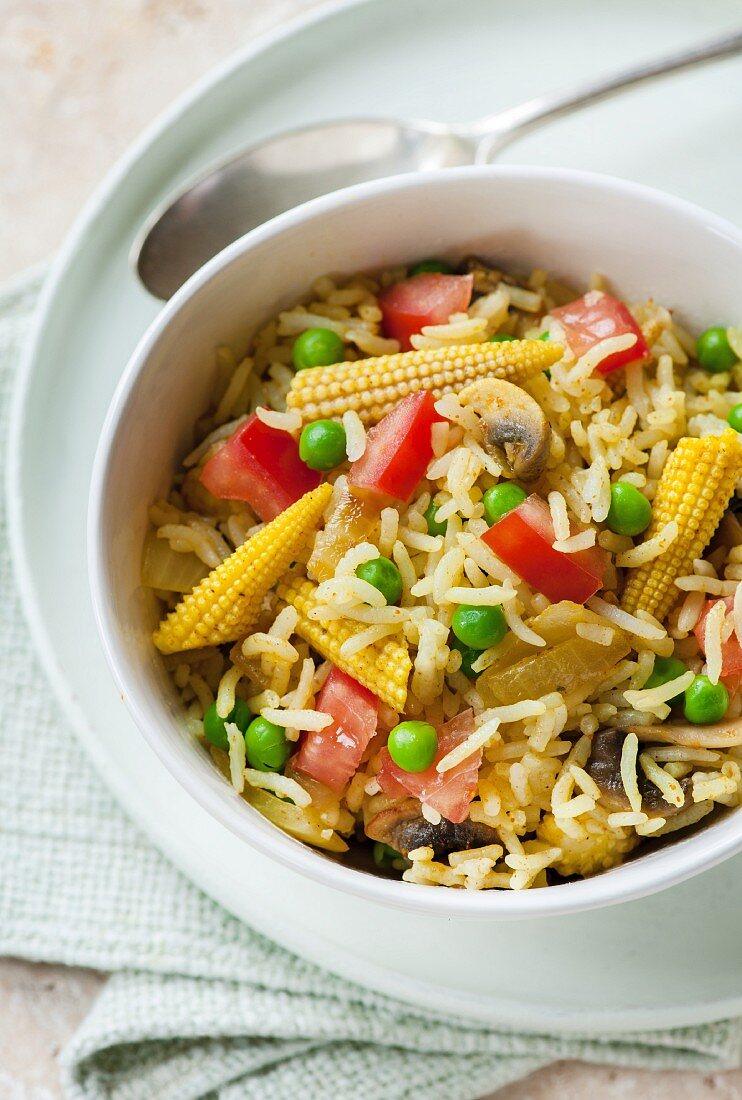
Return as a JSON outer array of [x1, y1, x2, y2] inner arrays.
[[8, 0, 742, 1035]]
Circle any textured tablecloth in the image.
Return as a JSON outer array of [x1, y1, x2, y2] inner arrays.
[[1, 270, 741, 1100]]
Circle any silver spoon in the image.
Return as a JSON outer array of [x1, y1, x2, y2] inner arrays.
[[135, 28, 742, 300]]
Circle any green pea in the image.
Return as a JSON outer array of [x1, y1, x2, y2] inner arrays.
[[452, 604, 508, 651], [696, 326, 738, 374], [373, 841, 401, 868], [539, 331, 552, 378], [388, 721, 438, 773], [644, 655, 688, 706], [482, 483, 527, 527], [299, 419, 347, 471], [605, 482, 652, 537], [356, 556, 403, 605], [292, 327, 345, 371], [423, 499, 447, 536], [728, 403, 742, 434], [489, 333, 517, 343], [409, 259, 453, 276], [203, 697, 252, 751], [683, 674, 729, 725], [244, 716, 291, 773], [450, 634, 481, 680]]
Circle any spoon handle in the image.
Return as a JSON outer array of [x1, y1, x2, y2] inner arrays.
[[466, 28, 742, 160]]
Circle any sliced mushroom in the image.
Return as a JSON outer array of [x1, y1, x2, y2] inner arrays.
[[459, 377, 552, 481], [586, 728, 691, 819], [459, 255, 502, 294], [624, 718, 742, 751], [710, 508, 742, 554], [366, 798, 498, 860]]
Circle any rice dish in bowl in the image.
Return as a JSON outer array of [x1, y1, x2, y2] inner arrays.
[[144, 251, 742, 892]]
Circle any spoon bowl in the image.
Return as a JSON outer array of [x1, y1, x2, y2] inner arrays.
[[134, 28, 742, 300], [135, 119, 474, 300]]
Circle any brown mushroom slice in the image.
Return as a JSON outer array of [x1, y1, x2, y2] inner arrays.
[[586, 728, 691, 819], [459, 256, 503, 294], [459, 377, 551, 481], [366, 798, 498, 860], [624, 718, 742, 751], [710, 509, 742, 553]]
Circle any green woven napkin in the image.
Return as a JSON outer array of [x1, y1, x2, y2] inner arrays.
[[1, 271, 741, 1100]]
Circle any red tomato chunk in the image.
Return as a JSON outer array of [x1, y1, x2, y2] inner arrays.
[[694, 597, 742, 680], [377, 710, 479, 824], [379, 273, 473, 351], [293, 668, 379, 792], [551, 291, 650, 376], [348, 390, 444, 504], [482, 493, 606, 605], [200, 414, 321, 522]]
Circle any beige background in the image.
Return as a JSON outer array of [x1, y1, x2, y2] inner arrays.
[[1, 1, 741, 1097]]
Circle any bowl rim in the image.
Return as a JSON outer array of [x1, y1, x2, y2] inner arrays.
[[89, 163, 742, 919]]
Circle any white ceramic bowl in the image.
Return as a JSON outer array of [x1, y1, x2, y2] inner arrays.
[[89, 165, 742, 919]]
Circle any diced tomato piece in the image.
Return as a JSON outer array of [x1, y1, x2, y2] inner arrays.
[[293, 668, 379, 792], [694, 597, 742, 680], [348, 391, 444, 504], [482, 493, 606, 604], [376, 710, 479, 824], [379, 273, 473, 351], [551, 290, 650, 376], [200, 414, 321, 522]]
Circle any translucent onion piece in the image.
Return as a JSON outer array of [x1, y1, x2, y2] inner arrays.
[[141, 532, 209, 593], [307, 489, 378, 582], [479, 633, 630, 708], [243, 787, 349, 852], [480, 600, 609, 677]]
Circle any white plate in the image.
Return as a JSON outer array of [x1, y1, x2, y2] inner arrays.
[[8, 0, 742, 1032]]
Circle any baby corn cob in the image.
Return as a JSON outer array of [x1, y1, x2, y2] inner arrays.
[[537, 813, 639, 877], [277, 573, 411, 711], [621, 430, 742, 622], [153, 483, 332, 654], [286, 340, 562, 426]]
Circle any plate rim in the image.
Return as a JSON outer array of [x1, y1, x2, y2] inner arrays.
[[7, 0, 742, 1032]]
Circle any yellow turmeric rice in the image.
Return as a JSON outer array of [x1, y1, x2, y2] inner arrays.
[[145, 257, 742, 890]]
